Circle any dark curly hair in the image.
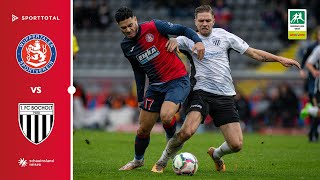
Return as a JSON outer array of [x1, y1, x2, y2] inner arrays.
[[114, 7, 134, 23]]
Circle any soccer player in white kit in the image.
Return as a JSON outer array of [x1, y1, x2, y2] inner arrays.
[[301, 45, 320, 120], [151, 5, 301, 173]]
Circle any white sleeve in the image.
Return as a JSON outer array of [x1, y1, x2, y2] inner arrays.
[[306, 46, 320, 65], [225, 31, 249, 54], [176, 36, 193, 52]]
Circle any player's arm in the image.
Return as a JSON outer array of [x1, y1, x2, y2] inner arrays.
[[134, 71, 146, 107], [121, 45, 146, 105], [154, 20, 205, 60], [300, 44, 317, 78], [165, 36, 188, 53], [305, 46, 320, 78], [130, 62, 146, 105], [244, 47, 301, 69]]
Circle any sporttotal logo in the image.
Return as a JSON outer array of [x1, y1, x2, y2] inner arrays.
[[16, 34, 57, 74], [11, 14, 60, 22], [12, 14, 19, 22], [18, 103, 54, 145], [288, 9, 307, 40]]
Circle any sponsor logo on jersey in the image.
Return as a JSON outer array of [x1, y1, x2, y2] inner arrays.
[[18, 103, 54, 145], [145, 33, 154, 42], [136, 46, 159, 64], [16, 34, 57, 74]]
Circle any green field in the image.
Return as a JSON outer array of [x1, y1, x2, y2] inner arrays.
[[73, 130, 320, 180]]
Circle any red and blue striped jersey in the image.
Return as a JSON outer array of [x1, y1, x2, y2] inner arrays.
[[120, 19, 202, 102]]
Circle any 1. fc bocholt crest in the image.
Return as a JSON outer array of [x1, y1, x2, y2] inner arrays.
[[18, 103, 54, 145]]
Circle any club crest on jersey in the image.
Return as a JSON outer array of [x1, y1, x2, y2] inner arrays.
[[18, 103, 54, 145], [145, 33, 154, 42], [16, 34, 57, 74]]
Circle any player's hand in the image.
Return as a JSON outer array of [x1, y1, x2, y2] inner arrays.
[[299, 70, 306, 79], [311, 70, 320, 78], [279, 57, 301, 69], [165, 38, 180, 53], [191, 42, 205, 60]]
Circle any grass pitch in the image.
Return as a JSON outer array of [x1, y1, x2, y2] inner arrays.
[[73, 129, 320, 180]]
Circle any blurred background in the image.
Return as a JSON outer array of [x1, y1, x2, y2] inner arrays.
[[72, 0, 320, 136]]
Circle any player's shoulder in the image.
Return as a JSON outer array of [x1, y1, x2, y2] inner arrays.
[[314, 44, 320, 52], [212, 28, 236, 38], [140, 20, 158, 27], [311, 43, 320, 49], [212, 28, 229, 34], [120, 38, 131, 49], [139, 20, 158, 31], [140, 20, 153, 25], [212, 28, 243, 41]]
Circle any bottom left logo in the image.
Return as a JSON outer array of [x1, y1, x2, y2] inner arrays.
[[18, 103, 54, 145]]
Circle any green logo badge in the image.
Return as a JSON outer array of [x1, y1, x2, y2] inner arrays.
[[288, 9, 307, 40], [289, 11, 305, 24]]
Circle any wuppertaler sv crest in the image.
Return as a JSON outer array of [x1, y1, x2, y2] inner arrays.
[[16, 34, 57, 74], [18, 103, 54, 145]]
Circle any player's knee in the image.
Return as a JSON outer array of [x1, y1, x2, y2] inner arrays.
[[160, 112, 174, 124], [137, 127, 151, 136], [178, 129, 195, 142], [229, 140, 243, 152]]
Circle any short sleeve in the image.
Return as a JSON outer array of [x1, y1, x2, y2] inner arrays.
[[176, 36, 193, 52], [225, 30, 249, 54], [306, 45, 320, 65]]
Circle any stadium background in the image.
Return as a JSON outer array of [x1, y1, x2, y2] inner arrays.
[[72, 0, 320, 134]]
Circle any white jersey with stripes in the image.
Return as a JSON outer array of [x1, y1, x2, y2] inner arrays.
[[306, 45, 320, 93], [177, 28, 249, 96]]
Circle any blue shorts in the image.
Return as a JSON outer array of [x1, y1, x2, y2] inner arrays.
[[140, 75, 190, 112]]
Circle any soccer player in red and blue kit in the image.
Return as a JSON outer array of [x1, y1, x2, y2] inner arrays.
[[115, 7, 205, 171]]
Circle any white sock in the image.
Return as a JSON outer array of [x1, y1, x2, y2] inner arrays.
[[133, 158, 144, 162], [213, 141, 234, 159], [157, 134, 183, 164], [308, 106, 319, 117]]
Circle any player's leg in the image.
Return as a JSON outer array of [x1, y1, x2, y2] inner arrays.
[[152, 90, 206, 173], [310, 92, 320, 141], [151, 111, 202, 173], [178, 111, 203, 141], [207, 122, 242, 172], [315, 118, 320, 141], [207, 95, 242, 172], [161, 101, 180, 140], [120, 86, 163, 171], [302, 92, 320, 119], [309, 117, 320, 142], [165, 110, 203, 160], [216, 122, 243, 156], [119, 109, 159, 170], [160, 75, 190, 140]]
